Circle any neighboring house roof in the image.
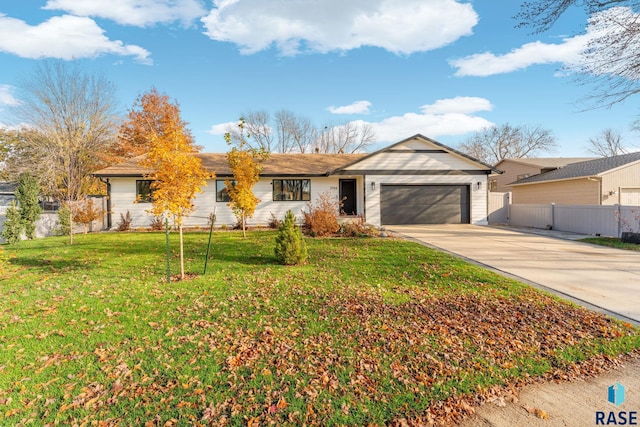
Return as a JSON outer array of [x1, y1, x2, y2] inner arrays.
[[93, 153, 367, 177], [494, 157, 596, 170], [510, 152, 640, 186]]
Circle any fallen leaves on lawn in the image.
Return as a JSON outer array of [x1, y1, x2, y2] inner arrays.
[[1, 247, 638, 426]]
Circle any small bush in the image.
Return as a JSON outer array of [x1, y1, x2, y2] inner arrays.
[[302, 191, 340, 237], [268, 212, 281, 229], [56, 203, 71, 236], [73, 199, 102, 233], [339, 215, 376, 237], [150, 215, 165, 231], [275, 210, 307, 265], [116, 211, 132, 231], [1, 201, 23, 245]]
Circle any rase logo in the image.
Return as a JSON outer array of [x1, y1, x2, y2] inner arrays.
[[596, 382, 637, 425], [609, 382, 626, 407]]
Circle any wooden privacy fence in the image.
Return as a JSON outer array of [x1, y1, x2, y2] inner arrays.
[[507, 203, 639, 237]]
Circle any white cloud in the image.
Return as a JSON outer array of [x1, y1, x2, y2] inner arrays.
[[449, 30, 594, 77], [44, 0, 207, 27], [207, 121, 236, 135], [0, 85, 20, 107], [202, 0, 477, 55], [366, 98, 494, 142], [421, 96, 492, 114], [207, 97, 494, 144], [0, 14, 152, 64], [327, 100, 371, 115]]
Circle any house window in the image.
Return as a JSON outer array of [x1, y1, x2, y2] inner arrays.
[[273, 179, 311, 201], [136, 180, 154, 203], [216, 180, 236, 202], [488, 179, 497, 191]]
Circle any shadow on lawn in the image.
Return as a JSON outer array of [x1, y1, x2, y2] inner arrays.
[[8, 256, 96, 274]]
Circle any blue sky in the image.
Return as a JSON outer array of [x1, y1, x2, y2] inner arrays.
[[0, 0, 639, 156]]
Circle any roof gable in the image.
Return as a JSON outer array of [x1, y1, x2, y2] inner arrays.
[[334, 134, 498, 173]]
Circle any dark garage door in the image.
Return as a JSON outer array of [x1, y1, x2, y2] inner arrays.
[[380, 184, 470, 225]]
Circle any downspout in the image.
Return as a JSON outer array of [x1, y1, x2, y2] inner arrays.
[[98, 177, 112, 229]]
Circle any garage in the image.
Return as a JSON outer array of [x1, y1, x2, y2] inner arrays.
[[620, 188, 640, 206], [380, 184, 470, 225]]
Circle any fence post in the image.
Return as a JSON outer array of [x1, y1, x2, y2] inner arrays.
[[551, 203, 555, 230], [616, 204, 621, 238]]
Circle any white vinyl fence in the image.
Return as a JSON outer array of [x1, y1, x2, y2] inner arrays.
[[488, 192, 510, 224], [508, 203, 639, 237]]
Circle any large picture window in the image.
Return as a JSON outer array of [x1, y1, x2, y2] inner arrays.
[[216, 180, 236, 202], [136, 180, 154, 203], [272, 179, 311, 201]]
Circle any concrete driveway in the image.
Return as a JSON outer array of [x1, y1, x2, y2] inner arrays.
[[389, 225, 640, 325]]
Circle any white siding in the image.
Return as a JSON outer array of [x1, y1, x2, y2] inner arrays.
[[107, 176, 356, 229], [344, 152, 484, 171], [343, 139, 485, 172], [364, 175, 488, 226]]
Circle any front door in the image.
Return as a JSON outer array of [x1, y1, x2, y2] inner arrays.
[[339, 179, 357, 215]]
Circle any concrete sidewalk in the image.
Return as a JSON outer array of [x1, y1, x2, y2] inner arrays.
[[390, 224, 640, 325], [460, 354, 640, 427]]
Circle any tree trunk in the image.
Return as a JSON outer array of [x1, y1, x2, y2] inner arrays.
[[242, 214, 246, 238], [179, 224, 185, 279], [69, 209, 74, 245]]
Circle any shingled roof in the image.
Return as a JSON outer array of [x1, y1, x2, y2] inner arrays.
[[510, 151, 640, 185], [495, 157, 596, 169], [93, 153, 367, 177]]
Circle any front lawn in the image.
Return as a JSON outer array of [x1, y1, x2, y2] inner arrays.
[[1, 232, 639, 426]]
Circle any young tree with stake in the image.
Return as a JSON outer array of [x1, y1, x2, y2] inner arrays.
[[130, 89, 209, 280], [224, 119, 269, 238]]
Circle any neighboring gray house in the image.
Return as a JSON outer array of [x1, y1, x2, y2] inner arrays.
[[94, 134, 499, 229], [510, 152, 640, 205], [0, 182, 17, 215]]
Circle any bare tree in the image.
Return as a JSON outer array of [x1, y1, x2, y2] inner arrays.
[[459, 123, 557, 165], [10, 61, 119, 244], [517, 1, 640, 107], [312, 121, 376, 154], [225, 109, 376, 153], [586, 128, 628, 157], [224, 110, 275, 152], [274, 110, 316, 153]]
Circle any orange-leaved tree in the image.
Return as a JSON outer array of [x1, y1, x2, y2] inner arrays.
[[224, 119, 269, 238], [133, 89, 210, 279], [105, 88, 172, 165]]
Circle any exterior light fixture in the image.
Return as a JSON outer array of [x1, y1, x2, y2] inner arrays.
[[371, 182, 376, 190], [476, 182, 482, 190]]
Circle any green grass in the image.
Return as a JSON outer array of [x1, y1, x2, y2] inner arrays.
[[1, 231, 639, 426], [581, 236, 640, 251]]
